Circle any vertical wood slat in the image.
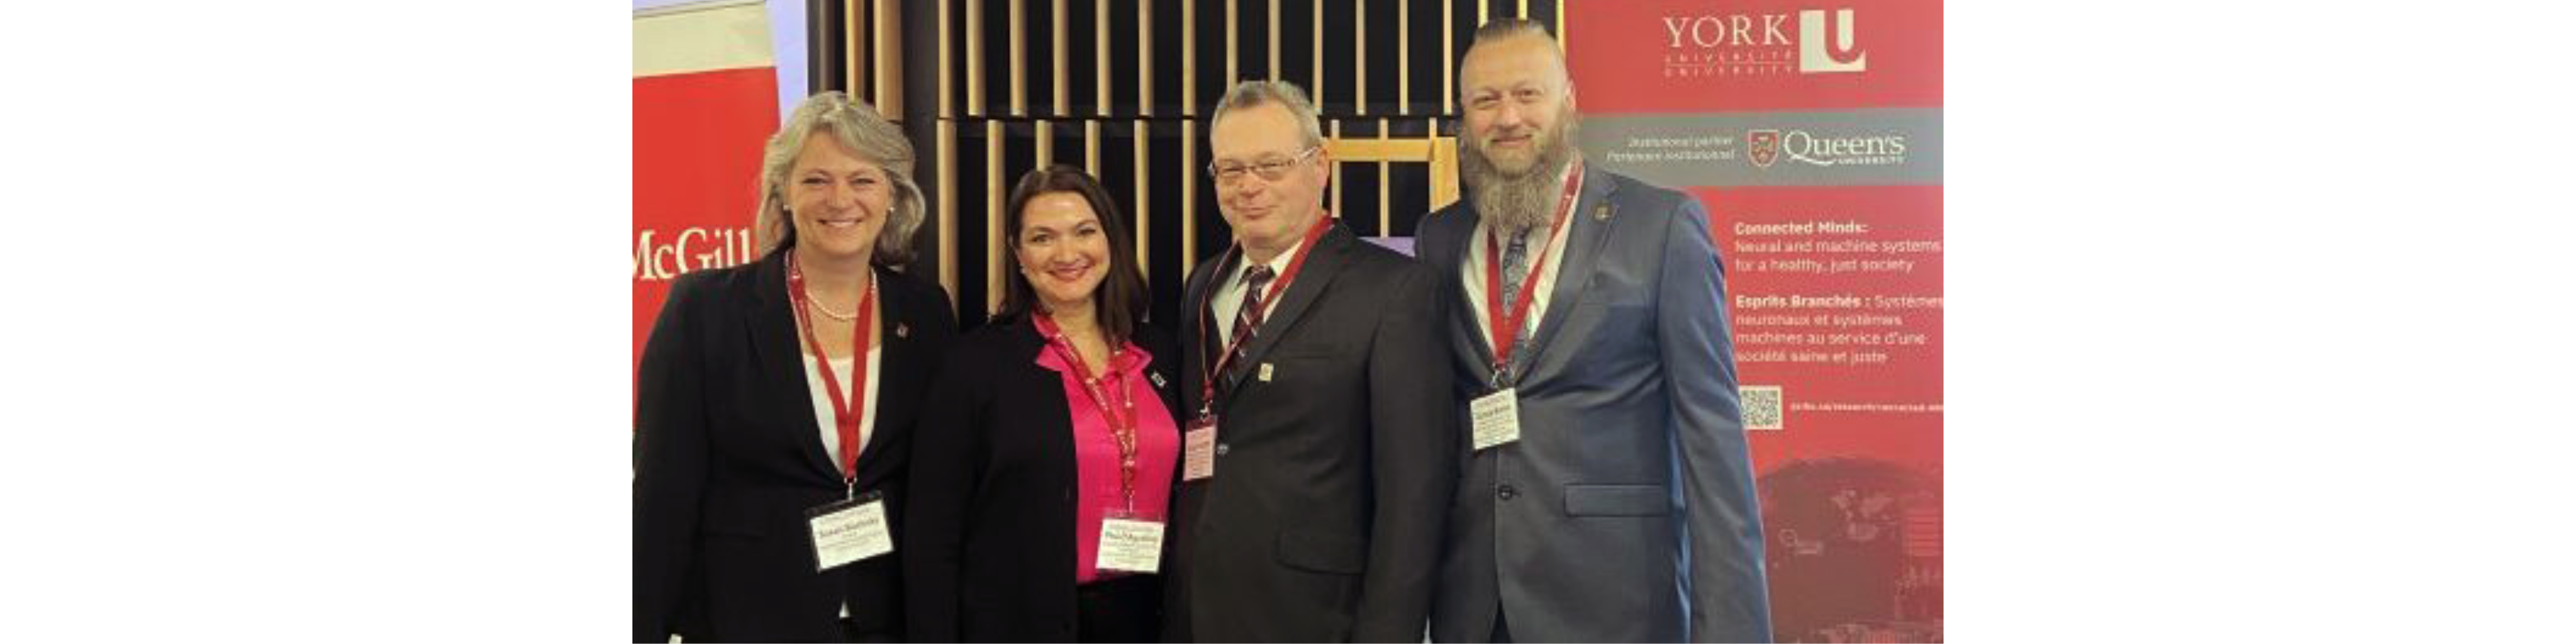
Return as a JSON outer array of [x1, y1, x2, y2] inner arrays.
[[1096, 0, 1110, 117], [1133, 119, 1150, 281], [1010, 0, 1027, 116], [969, 0, 985, 117], [1354, 0, 1367, 115], [1378, 118, 1391, 234], [1444, 1, 1454, 115], [987, 120, 1006, 314], [936, 1, 957, 296], [1557, 0, 1567, 50], [940, 0, 954, 118], [938, 120, 958, 299], [1139, 0, 1153, 116], [1183, 0, 1197, 116], [1430, 120, 1459, 209], [1329, 120, 1343, 218], [1085, 120, 1101, 176], [1037, 120, 1055, 168], [875, 0, 902, 115], [1311, 0, 1323, 108], [860, 0, 881, 100], [1181, 120, 1198, 275], [1054, 0, 1068, 115]]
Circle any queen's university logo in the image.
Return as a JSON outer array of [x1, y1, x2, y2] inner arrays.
[[1747, 129, 1782, 169]]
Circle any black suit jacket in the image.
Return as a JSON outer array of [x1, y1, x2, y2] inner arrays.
[[903, 316, 1185, 642], [1162, 223, 1461, 643], [634, 250, 959, 643]]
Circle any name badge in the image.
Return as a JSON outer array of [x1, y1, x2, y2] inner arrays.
[[1470, 388, 1521, 451], [805, 494, 893, 571], [1096, 517, 1166, 573], [1182, 418, 1218, 481]]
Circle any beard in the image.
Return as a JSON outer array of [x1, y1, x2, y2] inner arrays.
[[1459, 111, 1582, 235]]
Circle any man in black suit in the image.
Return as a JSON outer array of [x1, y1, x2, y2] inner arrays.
[[1161, 79, 1459, 643]]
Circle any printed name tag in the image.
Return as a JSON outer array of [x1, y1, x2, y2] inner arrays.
[[1470, 388, 1522, 450], [1182, 421, 1217, 481], [1096, 517, 1166, 573], [806, 497, 893, 571]]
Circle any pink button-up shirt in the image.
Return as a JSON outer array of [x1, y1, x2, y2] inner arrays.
[[1034, 338, 1180, 583]]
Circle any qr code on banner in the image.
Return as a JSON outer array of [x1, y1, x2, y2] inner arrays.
[[1741, 385, 1784, 431]]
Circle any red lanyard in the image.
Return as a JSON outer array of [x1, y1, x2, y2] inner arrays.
[[1031, 312, 1144, 510], [1197, 214, 1336, 417], [786, 253, 877, 485], [1482, 162, 1584, 379]]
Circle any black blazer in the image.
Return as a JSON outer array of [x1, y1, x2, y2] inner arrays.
[[1162, 224, 1461, 643], [634, 250, 959, 643], [904, 316, 1185, 643]]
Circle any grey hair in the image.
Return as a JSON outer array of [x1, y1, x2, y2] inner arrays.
[[753, 91, 926, 267], [1209, 80, 1325, 149]]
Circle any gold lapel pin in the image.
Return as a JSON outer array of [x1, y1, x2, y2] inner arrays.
[[1258, 363, 1274, 382], [1593, 204, 1613, 221]]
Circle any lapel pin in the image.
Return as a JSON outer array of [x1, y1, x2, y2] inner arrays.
[[895, 323, 909, 338], [1258, 363, 1274, 382], [1150, 372, 1169, 389], [1593, 204, 1613, 221]]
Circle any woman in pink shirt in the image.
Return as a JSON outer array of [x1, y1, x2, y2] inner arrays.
[[905, 166, 1183, 642]]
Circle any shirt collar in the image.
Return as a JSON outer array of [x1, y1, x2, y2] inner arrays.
[[1032, 327, 1157, 376], [1233, 214, 1322, 285]]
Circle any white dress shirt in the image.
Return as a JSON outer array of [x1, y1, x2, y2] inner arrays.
[[1463, 165, 1583, 356], [800, 328, 882, 620], [1211, 228, 1316, 347], [800, 349, 882, 468]]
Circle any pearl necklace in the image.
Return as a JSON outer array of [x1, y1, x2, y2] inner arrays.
[[804, 297, 857, 322]]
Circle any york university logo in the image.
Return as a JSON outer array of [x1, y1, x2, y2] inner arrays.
[[1747, 129, 1782, 168], [1798, 9, 1866, 73], [1659, 7, 1867, 77]]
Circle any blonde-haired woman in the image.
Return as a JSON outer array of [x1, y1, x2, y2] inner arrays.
[[637, 92, 958, 643]]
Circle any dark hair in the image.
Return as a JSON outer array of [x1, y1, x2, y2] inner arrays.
[[996, 165, 1150, 346]]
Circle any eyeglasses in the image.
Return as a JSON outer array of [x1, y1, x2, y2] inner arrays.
[[1207, 146, 1320, 184]]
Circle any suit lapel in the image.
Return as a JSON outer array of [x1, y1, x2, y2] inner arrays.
[[1513, 165, 1620, 379], [1181, 249, 1238, 418], [1432, 209, 1499, 387], [852, 267, 909, 481], [1218, 224, 1353, 406], [746, 253, 846, 482]]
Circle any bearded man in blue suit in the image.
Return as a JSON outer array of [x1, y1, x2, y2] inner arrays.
[[1419, 19, 1774, 644]]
